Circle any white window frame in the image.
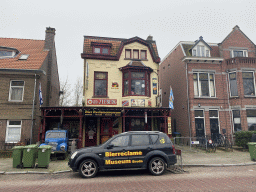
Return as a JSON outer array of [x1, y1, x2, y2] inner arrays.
[[232, 110, 241, 133], [194, 109, 206, 137], [9, 80, 25, 102], [228, 72, 238, 97], [193, 72, 216, 98], [5, 120, 22, 143], [242, 71, 256, 96], [193, 46, 211, 57], [231, 50, 248, 58]]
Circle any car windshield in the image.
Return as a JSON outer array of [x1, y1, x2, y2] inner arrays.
[[46, 132, 66, 139]]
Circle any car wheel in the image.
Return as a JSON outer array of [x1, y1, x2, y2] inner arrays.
[[149, 157, 166, 176], [79, 159, 98, 178]]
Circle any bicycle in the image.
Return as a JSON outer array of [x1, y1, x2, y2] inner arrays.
[[206, 139, 216, 153], [213, 133, 225, 147]]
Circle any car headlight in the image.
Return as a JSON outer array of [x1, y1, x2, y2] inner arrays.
[[71, 151, 78, 159]]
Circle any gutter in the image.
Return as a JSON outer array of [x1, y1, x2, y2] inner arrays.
[[186, 62, 191, 148]]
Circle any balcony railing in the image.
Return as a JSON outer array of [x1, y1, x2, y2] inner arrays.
[[226, 57, 256, 65]]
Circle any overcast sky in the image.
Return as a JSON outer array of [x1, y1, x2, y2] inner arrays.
[[1, 0, 256, 87]]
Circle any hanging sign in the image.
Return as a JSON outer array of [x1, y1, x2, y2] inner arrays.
[[168, 117, 172, 135], [152, 78, 157, 95]]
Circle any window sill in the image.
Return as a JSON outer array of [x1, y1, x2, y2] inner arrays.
[[194, 96, 218, 99], [230, 96, 239, 99], [124, 58, 148, 61], [244, 95, 256, 98], [8, 100, 23, 102], [92, 96, 109, 98]]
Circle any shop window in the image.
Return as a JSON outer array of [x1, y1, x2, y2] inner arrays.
[[123, 70, 150, 96], [243, 72, 255, 96], [233, 110, 241, 132], [9, 80, 24, 102], [229, 72, 238, 97], [94, 72, 108, 97], [193, 72, 215, 97], [131, 135, 149, 146], [5, 120, 22, 143]]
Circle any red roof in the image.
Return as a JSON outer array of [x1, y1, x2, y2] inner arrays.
[[0, 38, 48, 70]]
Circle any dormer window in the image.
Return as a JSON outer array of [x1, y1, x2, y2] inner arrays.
[[192, 46, 211, 57], [0, 50, 15, 58], [91, 42, 111, 55]]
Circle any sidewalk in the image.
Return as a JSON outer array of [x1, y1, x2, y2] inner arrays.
[[0, 147, 255, 175]]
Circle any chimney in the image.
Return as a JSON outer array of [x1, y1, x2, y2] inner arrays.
[[44, 27, 56, 50], [146, 35, 153, 41]]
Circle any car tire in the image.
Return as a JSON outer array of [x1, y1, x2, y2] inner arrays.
[[148, 157, 166, 176], [79, 159, 98, 178]]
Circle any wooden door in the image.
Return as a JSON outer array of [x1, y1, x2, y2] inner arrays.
[[100, 118, 113, 144]]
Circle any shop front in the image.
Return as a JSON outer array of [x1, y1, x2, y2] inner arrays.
[[38, 107, 171, 149]]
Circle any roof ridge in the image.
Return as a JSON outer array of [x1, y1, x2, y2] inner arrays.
[[0, 37, 44, 42]]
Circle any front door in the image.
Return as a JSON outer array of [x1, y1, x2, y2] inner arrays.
[[210, 119, 219, 141], [100, 118, 113, 144], [195, 119, 205, 137], [85, 118, 97, 147]]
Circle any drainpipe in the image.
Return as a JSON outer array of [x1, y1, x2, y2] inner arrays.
[[30, 74, 37, 144], [225, 70, 234, 145], [186, 62, 191, 149]]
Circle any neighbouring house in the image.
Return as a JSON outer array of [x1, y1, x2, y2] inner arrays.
[[0, 27, 60, 149], [160, 25, 256, 142], [39, 35, 172, 149]]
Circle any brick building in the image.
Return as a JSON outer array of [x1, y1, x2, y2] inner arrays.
[[160, 26, 256, 142], [0, 27, 60, 149]]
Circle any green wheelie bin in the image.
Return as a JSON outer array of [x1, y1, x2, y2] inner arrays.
[[12, 146, 25, 168], [22, 144, 38, 168], [37, 145, 52, 168], [247, 142, 256, 161]]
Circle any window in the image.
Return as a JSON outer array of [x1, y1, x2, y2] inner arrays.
[[94, 72, 108, 97], [233, 110, 241, 132], [141, 50, 147, 60], [150, 135, 159, 144], [231, 50, 248, 58], [5, 120, 22, 143], [242, 72, 255, 96], [93, 47, 109, 55], [9, 80, 24, 101], [125, 49, 131, 59], [109, 135, 129, 147], [123, 71, 150, 96], [0, 50, 15, 58], [229, 72, 238, 97], [19, 54, 29, 60], [193, 46, 210, 57], [247, 110, 256, 131], [192, 49, 196, 56], [193, 73, 215, 97], [133, 50, 139, 59], [206, 50, 210, 57], [131, 135, 149, 146]]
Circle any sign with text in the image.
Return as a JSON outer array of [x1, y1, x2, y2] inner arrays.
[[168, 117, 172, 134], [191, 141, 199, 145], [87, 99, 117, 105], [131, 99, 145, 107], [84, 110, 121, 116]]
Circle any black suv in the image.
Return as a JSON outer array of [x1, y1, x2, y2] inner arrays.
[[68, 131, 177, 178]]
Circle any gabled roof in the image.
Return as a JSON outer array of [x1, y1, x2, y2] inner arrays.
[[0, 38, 48, 70], [220, 25, 255, 46], [190, 36, 212, 50], [81, 36, 160, 63], [182, 42, 219, 57]]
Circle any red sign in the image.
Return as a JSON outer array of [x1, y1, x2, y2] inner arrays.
[[122, 100, 129, 106], [87, 99, 117, 105]]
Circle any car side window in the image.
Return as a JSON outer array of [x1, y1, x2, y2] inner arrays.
[[150, 134, 159, 144], [131, 135, 149, 146], [109, 135, 129, 147]]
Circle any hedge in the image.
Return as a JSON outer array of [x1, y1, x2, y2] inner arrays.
[[234, 131, 256, 148]]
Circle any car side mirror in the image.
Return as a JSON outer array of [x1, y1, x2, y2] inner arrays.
[[107, 144, 114, 149]]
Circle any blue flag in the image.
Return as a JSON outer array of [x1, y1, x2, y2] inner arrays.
[[39, 83, 43, 106], [169, 86, 174, 109]]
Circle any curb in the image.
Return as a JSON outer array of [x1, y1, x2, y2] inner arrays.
[[52, 170, 71, 174], [183, 162, 256, 167]]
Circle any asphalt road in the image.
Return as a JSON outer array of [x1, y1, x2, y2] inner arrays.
[[1, 165, 255, 192]]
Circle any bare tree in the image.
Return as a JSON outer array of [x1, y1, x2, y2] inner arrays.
[[73, 77, 83, 106], [59, 76, 72, 106]]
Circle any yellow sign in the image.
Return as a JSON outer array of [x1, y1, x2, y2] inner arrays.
[[168, 117, 172, 135], [105, 151, 142, 157], [105, 159, 143, 165], [84, 110, 121, 116]]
